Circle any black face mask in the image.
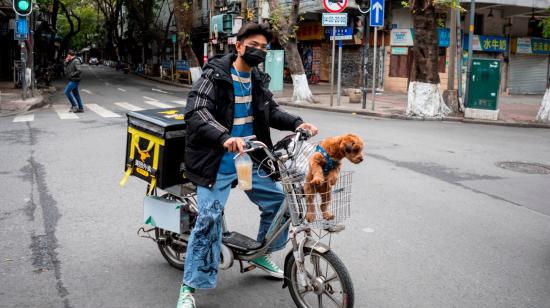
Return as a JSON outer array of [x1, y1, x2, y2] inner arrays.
[[241, 46, 267, 67]]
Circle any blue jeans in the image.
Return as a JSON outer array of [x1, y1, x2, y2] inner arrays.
[[64, 81, 83, 109], [183, 169, 288, 289]]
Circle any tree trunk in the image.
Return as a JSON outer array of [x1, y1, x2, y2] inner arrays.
[[49, 0, 60, 62], [268, 0, 317, 103], [537, 77, 550, 122], [407, 0, 450, 117], [174, 0, 201, 83]]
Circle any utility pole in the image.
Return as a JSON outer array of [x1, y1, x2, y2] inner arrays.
[[464, 0, 476, 107], [447, 7, 456, 92], [359, 1, 371, 110]]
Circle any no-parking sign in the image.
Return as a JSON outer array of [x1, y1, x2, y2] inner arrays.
[[323, 0, 348, 13]]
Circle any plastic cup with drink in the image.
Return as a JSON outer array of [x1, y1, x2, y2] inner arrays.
[[234, 153, 253, 190]]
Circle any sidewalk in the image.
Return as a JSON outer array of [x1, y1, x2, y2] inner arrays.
[[132, 70, 549, 128], [274, 82, 549, 129], [0, 81, 53, 115]]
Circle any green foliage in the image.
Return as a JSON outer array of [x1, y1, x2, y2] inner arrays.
[[57, 0, 101, 51], [541, 8, 550, 38], [402, 0, 464, 12]]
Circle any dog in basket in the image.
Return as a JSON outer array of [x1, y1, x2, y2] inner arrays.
[[304, 134, 365, 223]]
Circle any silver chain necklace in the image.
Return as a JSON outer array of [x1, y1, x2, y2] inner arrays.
[[233, 65, 252, 110]]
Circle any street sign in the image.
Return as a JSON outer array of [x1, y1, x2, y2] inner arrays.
[[369, 0, 384, 27], [15, 16, 28, 40], [323, 0, 348, 14], [322, 13, 348, 27], [326, 27, 353, 40]]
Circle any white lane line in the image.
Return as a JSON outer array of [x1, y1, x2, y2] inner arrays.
[[115, 102, 144, 111], [143, 100, 174, 108], [53, 105, 79, 119], [81, 89, 93, 95], [86, 104, 121, 118], [171, 100, 187, 106], [117, 88, 127, 92], [362, 228, 375, 233], [152, 88, 169, 94], [13, 114, 34, 122], [143, 96, 158, 101]]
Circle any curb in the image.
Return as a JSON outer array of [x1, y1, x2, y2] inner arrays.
[[0, 89, 53, 117], [133, 72, 193, 89], [278, 100, 550, 129]]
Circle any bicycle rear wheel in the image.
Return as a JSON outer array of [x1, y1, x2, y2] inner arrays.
[[156, 228, 187, 270], [286, 248, 354, 308]]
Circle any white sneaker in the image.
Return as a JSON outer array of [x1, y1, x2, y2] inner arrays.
[[176, 285, 196, 308]]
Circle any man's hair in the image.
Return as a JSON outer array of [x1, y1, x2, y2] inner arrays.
[[236, 22, 273, 43], [68, 50, 76, 56]]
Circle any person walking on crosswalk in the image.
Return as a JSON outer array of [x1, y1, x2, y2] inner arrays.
[[64, 50, 84, 113]]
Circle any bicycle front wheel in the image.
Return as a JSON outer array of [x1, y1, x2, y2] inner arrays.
[[286, 248, 354, 308]]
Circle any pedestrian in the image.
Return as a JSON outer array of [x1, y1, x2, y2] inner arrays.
[[64, 50, 84, 113], [176, 22, 318, 308]]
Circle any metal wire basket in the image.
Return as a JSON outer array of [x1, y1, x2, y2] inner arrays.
[[283, 170, 353, 229]]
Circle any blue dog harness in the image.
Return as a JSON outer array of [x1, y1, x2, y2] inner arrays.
[[315, 145, 339, 175]]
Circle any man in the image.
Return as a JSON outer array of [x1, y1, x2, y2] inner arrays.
[[64, 51, 84, 113], [177, 23, 318, 308]]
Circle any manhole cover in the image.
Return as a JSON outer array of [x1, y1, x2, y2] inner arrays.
[[496, 161, 550, 174]]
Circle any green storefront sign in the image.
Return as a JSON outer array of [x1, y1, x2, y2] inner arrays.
[[467, 59, 501, 110]]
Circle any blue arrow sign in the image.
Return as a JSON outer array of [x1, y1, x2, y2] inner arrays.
[[370, 0, 384, 27]]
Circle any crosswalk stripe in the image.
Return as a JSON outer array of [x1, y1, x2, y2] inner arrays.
[[13, 114, 34, 122], [53, 105, 79, 119], [86, 104, 121, 118], [117, 88, 127, 92], [82, 89, 93, 95], [143, 96, 158, 101], [143, 100, 174, 108], [171, 100, 187, 106], [152, 88, 169, 94], [115, 102, 144, 111]]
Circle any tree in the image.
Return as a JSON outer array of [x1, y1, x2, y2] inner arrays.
[[536, 9, 550, 123], [57, 0, 82, 59], [268, 0, 317, 104], [95, 0, 123, 60], [173, 0, 201, 83], [405, 0, 458, 117]]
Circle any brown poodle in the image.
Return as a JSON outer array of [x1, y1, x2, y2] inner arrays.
[[304, 134, 365, 222]]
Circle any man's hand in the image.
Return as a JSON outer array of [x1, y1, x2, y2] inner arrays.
[[297, 123, 319, 137], [223, 137, 245, 153]]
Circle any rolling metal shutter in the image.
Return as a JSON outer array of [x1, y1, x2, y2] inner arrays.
[[509, 54, 549, 95]]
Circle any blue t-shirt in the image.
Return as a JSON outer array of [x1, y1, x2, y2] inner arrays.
[[218, 67, 254, 174]]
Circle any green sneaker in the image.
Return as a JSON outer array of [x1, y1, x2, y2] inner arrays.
[[250, 254, 284, 279], [176, 285, 196, 308]]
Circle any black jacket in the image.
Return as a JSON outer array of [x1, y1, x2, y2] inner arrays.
[[184, 53, 304, 187], [65, 58, 81, 82]]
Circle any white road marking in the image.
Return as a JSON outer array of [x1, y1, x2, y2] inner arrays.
[[13, 114, 34, 122], [152, 88, 169, 94], [53, 105, 79, 119], [104, 82, 111, 86], [117, 88, 127, 92], [171, 100, 187, 106], [81, 89, 93, 95], [362, 228, 375, 233], [143, 100, 174, 108], [115, 102, 144, 111], [142, 96, 158, 101], [86, 104, 121, 118]]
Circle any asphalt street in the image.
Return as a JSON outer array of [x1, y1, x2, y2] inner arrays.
[[1, 65, 550, 308]]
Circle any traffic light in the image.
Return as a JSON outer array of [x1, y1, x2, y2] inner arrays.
[[12, 0, 32, 16]]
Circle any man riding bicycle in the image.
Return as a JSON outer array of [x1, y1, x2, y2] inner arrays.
[[177, 22, 318, 308]]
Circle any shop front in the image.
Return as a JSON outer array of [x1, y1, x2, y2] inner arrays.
[[384, 28, 449, 93], [509, 37, 550, 95]]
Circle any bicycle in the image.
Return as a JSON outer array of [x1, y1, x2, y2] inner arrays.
[[139, 130, 355, 307]]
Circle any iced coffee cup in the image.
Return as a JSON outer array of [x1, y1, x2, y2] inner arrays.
[[235, 153, 253, 191]]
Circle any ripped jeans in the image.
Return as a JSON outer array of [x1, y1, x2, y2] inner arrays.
[[183, 170, 288, 289]]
